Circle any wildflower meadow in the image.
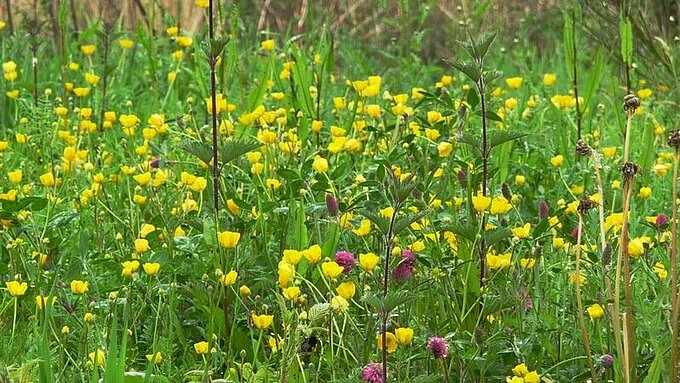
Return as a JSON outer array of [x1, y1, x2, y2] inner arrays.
[[2, 0, 680, 382]]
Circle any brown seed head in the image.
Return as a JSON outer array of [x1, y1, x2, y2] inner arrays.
[[575, 139, 594, 157], [623, 94, 640, 114], [577, 195, 597, 214], [668, 129, 680, 150], [620, 161, 640, 180]]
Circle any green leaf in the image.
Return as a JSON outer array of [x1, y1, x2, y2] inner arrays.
[[466, 88, 479, 109], [620, 17, 633, 65], [458, 133, 482, 154], [2, 197, 48, 213], [482, 228, 511, 247], [642, 349, 664, 383], [446, 223, 478, 243], [563, 10, 575, 75], [475, 31, 497, 61], [488, 130, 526, 150], [291, 202, 308, 250], [358, 210, 390, 235], [582, 47, 604, 113], [447, 60, 481, 83], [484, 111, 503, 122], [203, 218, 217, 247], [179, 141, 213, 164], [393, 210, 430, 237], [221, 140, 260, 165]]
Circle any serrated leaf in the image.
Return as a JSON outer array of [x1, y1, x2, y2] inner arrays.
[[358, 210, 390, 235], [307, 303, 331, 323], [466, 88, 479, 109], [446, 223, 478, 242], [457, 133, 482, 154], [393, 210, 430, 236], [488, 130, 526, 149], [482, 228, 511, 247], [221, 140, 260, 165], [484, 110, 503, 122], [179, 141, 213, 164], [447, 60, 481, 82], [476, 31, 497, 61]]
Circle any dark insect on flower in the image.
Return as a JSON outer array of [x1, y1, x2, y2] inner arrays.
[[575, 139, 594, 157], [577, 195, 597, 214], [623, 94, 640, 114], [300, 335, 318, 354]]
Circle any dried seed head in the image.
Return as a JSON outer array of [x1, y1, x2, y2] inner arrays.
[[620, 161, 640, 180], [457, 168, 467, 189], [577, 195, 597, 214], [575, 139, 594, 157], [501, 182, 513, 201], [668, 129, 680, 149], [623, 94, 640, 114]]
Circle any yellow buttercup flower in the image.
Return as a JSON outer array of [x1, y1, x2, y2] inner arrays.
[[89, 349, 105, 366], [335, 281, 356, 300], [505, 77, 523, 89], [6, 281, 28, 297], [252, 313, 274, 330], [70, 280, 89, 294], [551, 155, 564, 167], [143, 262, 161, 276], [587, 303, 605, 320], [395, 327, 414, 345], [219, 269, 238, 286], [376, 332, 398, 353], [321, 261, 344, 279], [302, 244, 322, 264], [146, 352, 162, 364], [511, 223, 531, 239], [217, 230, 240, 249], [543, 73, 556, 86], [194, 341, 209, 354], [471, 193, 491, 213]]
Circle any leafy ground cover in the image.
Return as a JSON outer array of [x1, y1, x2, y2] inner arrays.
[[1, 1, 679, 382]]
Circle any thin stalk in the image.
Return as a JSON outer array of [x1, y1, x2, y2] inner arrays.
[[571, 9, 582, 140], [209, 0, 220, 216], [382, 199, 401, 382], [5, 0, 14, 35], [575, 213, 597, 382], [670, 151, 679, 382], [592, 153, 624, 372], [478, 78, 487, 290]]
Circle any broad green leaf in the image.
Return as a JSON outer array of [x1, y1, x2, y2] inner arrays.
[[358, 210, 390, 235], [488, 130, 527, 149], [393, 210, 430, 236], [179, 141, 213, 164], [563, 10, 575, 75], [221, 140, 260, 165], [582, 47, 604, 113], [620, 17, 633, 65], [447, 60, 481, 83]]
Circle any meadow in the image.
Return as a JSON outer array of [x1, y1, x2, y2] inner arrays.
[[1, 1, 680, 382]]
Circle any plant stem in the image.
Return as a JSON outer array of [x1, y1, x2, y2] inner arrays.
[[382, 198, 401, 382], [571, 9, 582, 141], [592, 153, 624, 372], [575, 213, 597, 382], [208, 0, 220, 216], [671, 151, 679, 382], [477, 79, 487, 291]]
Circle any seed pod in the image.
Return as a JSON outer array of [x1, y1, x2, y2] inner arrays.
[[602, 243, 612, 267], [620, 161, 640, 179]]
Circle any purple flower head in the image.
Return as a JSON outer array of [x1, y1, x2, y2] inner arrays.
[[427, 336, 449, 359], [392, 249, 416, 282], [538, 200, 550, 220], [601, 354, 614, 369], [518, 289, 533, 311], [656, 213, 668, 227], [571, 226, 580, 240], [335, 251, 356, 274], [360, 362, 384, 383], [325, 193, 339, 217]]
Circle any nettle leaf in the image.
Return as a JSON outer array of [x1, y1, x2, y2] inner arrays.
[[483, 228, 511, 247], [221, 140, 260, 165], [2, 197, 48, 213], [484, 110, 503, 122], [384, 291, 412, 313], [475, 30, 497, 61], [447, 59, 481, 83], [358, 210, 390, 235], [488, 130, 526, 149], [393, 210, 430, 237], [307, 303, 331, 323], [457, 133, 482, 154], [179, 141, 213, 164], [446, 223, 478, 242]]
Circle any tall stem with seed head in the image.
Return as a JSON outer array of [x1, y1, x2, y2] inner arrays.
[[669, 136, 680, 381]]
